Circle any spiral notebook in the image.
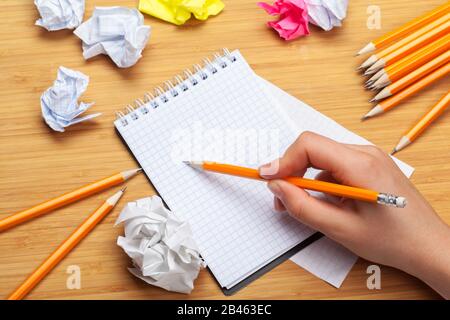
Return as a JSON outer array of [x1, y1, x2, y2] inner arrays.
[[114, 49, 414, 294], [114, 49, 321, 294]]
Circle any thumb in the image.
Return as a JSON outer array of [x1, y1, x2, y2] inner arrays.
[[267, 179, 352, 236]]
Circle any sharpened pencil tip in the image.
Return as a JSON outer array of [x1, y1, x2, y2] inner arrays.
[[361, 116, 368, 121], [121, 186, 127, 192], [390, 148, 398, 156]]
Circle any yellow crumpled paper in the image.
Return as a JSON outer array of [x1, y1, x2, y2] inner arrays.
[[139, 0, 224, 25]]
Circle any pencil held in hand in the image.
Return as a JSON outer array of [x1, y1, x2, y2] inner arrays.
[[184, 161, 407, 208], [0, 168, 141, 232]]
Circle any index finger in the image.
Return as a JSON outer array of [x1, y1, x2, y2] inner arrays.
[[259, 131, 361, 181]]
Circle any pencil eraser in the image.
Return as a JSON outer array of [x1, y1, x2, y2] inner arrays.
[[396, 197, 407, 208]]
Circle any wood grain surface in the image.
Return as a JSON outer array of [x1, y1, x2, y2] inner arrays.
[[0, 0, 448, 300]]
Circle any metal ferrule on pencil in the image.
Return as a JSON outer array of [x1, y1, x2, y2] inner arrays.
[[377, 193, 407, 208]]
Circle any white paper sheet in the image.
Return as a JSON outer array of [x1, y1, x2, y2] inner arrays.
[[74, 7, 151, 68], [40, 66, 100, 132], [116, 196, 205, 294], [305, 0, 348, 31], [34, 0, 85, 31], [260, 76, 414, 287]]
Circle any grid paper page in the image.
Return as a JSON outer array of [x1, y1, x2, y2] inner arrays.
[[259, 76, 414, 287], [115, 50, 315, 288]]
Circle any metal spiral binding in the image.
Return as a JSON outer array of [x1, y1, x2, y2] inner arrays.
[[115, 48, 237, 127]]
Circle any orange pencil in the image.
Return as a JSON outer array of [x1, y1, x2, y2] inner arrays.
[[0, 168, 141, 232], [184, 161, 407, 208], [359, 13, 449, 70], [357, 2, 450, 55], [391, 92, 450, 154], [373, 51, 450, 100], [364, 20, 450, 74], [362, 63, 450, 119], [369, 34, 450, 88], [7, 188, 125, 300]]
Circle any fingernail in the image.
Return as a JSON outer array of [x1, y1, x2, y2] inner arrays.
[[267, 181, 283, 198], [259, 160, 279, 178]]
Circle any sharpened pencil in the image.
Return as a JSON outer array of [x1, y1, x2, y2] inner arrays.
[[392, 92, 450, 154], [358, 14, 449, 70], [371, 34, 450, 89], [184, 161, 407, 208], [356, 2, 450, 55], [373, 51, 450, 101], [7, 188, 126, 300], [0, 168, 141, 232], [362, 63, 450, 119], [365, 20, 450, 74]]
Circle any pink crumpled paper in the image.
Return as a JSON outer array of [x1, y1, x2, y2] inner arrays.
[[257, 0, 310, 41]]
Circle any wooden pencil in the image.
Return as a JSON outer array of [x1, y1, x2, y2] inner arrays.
[[364, 20, 450, 74], [370, 34, 450, 88], [358, 13, 449, 70], [373, 51, 450, 100], [357, 2, 450, 55], [392, 92, 450, 154], [7, 189, 125, 300], [0, 168, 140, 232], [184, 161, 407, 207], [362, 63, 450, 119]]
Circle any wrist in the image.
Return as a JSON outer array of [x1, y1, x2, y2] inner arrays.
[[402, 223, 450, 298]]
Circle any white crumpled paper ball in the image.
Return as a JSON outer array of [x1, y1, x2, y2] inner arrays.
[[34, 0, 85, 31], [116, 195, 205, 294]]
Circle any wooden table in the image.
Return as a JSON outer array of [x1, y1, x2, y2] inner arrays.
[[0, 0, 448, 300]]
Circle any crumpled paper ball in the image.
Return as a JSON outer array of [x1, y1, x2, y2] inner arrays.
[[34, 0, 85, 31], [40, 66, 100, 132], [74, 7, 151, 68], [258, 0, 310, 41], [139, 0, 225, 25], [116, 195, 205, 294], [305, 0, 348, 31]]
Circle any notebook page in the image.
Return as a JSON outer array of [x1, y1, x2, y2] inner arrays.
[[258, 76, 414, 287], [115, 50, 315, 288]]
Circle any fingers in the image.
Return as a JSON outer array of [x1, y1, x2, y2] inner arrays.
[[259, 132, 360, 182], [267, 179, 353, 236]]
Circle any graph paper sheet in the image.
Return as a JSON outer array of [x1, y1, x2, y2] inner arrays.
[[115, 50, 315, 289]]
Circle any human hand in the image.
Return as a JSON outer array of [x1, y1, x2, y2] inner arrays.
[[259, 132, 450, 298]]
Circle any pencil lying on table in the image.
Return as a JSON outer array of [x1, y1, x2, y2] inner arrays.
[[359, 13, 450, 70], [184, 161, 407, 208], [7, 188, 126, 300], [372, 51, 450, 100], [0, 168, 141, 232], [364, 20, 450, 75], [367, 34, 450, 88], [362, 63, 450, 120], [391, 92, 450, 154], [356, 2, 450, 55]]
